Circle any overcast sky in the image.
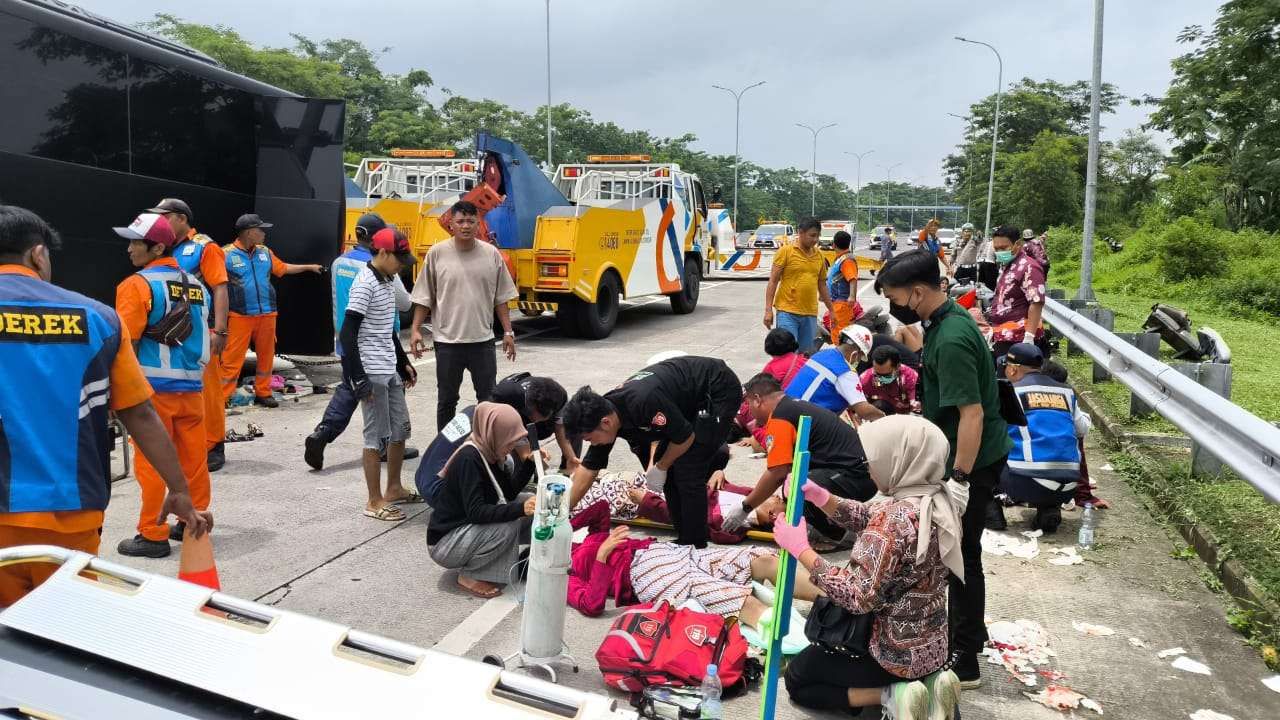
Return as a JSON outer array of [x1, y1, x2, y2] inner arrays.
[[86, 0, 1221, 186]]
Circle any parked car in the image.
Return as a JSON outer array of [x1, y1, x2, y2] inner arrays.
[[937, 228, 957, 249]]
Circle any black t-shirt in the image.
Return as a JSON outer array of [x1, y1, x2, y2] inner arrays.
[[763, 397, 868, 473], [489, 373, 559, 441], [581, 356, 737, 471]]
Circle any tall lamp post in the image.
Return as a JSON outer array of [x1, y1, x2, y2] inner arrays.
[[1076, 0, 1105, 303], [712, 80, 766, 231], [544, 0, 553, 166], [796, 122, 836, 215], [844, 149, 875, 238], [947, 112, 975, 225], [878, 162, 903, 228], [956, 36, 1003, 237]]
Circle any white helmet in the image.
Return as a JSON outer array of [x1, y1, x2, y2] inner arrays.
[[646, 350, 688, 365], [838, 325, 873, 356]]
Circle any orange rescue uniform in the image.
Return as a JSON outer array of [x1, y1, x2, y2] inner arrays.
[[220, 241, 287, 400], [193, 239, 229, 450]]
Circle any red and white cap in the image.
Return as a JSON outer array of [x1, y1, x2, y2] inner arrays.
[[113, 213, 177, 248]]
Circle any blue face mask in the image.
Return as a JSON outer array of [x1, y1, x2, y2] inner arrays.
[[995, 249, 1015, 265]]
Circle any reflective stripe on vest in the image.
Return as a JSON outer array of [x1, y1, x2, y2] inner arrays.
[[1005, 375, 1081, 481], [135, 266, 210, 393], [785, 348, 853, 414], [225, 244, 276, 315], [0, 274, 119, 513]]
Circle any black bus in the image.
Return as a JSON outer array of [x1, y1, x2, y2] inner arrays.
[[0, 0, 344, 354]]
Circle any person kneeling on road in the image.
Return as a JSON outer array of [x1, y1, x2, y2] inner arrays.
[[339, 228, 421, 522], [723, 373, 876, 546], [305, 213, 418, 470], [568, 500, 822, 626], [562, 355, 743, 549], [428, 403, 537, 599], [785, 325, 885, 424], [774, 415, 963, 718], [859, 345, 919, 415], [993, 344, 1091, 533]]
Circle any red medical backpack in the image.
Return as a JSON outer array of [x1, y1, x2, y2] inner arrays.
[[595, 601, 748, 692]]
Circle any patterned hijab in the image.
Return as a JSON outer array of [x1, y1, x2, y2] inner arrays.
[[857, 415, 965, 582]]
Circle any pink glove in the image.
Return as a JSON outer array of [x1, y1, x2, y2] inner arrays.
[[772, 516, 811, 558], [801, 479, 831, 508]]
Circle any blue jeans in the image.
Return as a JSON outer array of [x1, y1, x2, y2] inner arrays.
[[775, 311, 819, 353], [315, 380, 359, 441]]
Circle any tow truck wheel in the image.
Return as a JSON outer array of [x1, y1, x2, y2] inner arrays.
[[580, 272, 620, 340], [669, 260, 700, 315], [555, 297, 582, 338]]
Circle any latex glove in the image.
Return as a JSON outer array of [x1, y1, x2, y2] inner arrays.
[[772, 516, 811, 558], [721, 502, 751, 533], [801, 479, 831, 509], [643, 465, 668, 493], [1021, 331, 1036, 345], [945, 479, 970, 516]]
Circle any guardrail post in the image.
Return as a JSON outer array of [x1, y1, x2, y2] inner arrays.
[[1048, 288, 1067, 300], [1065, 299, 1095, 356], [1115, 332, 1161, 416], [1084, 307, 1115, 382], [1173, 361, 1233, 476]]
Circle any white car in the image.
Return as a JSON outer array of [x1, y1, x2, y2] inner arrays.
[[937, 228, 957, 249], [751, 223, 793, 249]]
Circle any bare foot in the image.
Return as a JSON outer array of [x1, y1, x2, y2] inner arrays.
[[457, 576, 502, 599]]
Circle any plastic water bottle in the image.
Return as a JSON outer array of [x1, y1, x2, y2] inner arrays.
[[699, 664, 722, 719], [1078, 503, 1096, 549]]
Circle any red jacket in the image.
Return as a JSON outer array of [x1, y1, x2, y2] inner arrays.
[[568, 501, 652, 617]]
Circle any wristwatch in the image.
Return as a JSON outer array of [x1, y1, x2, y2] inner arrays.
[[503, 331, 515, 337], [952, 468, 972, 484]]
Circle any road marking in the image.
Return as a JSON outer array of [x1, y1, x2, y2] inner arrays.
[[432, 591, 520, 655]]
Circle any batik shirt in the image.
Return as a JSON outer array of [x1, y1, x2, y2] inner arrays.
[[988, 251, 1046, 342]]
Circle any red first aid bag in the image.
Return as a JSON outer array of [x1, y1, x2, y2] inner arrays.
[[595, 601, 748, 692]]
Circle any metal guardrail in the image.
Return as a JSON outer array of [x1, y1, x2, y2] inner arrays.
[[1043, 298, 1280, 503]]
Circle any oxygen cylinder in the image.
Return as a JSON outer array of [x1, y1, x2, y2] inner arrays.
[[521, 472, 573, 661]]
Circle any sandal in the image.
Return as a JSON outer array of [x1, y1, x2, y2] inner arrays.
[[389, 492, 425, 505], [457, 577, 502, 599], [247, 422, 264, 438], [224, 429, 255, 443], [363, 505, 406, 522]]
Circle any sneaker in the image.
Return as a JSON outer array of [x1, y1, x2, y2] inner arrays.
[[207, 442, 225, 473], [117, 534, 171, 558], [881, 680, 929, 719], [922, 669, 961, 720], [169, 522, 186, 542], [304, 430, 328, 470], [952, 654, 982, 690], [253, 395, 279, 408], [1033, 506, 1062, 534], [983, 498, 1007, 531]]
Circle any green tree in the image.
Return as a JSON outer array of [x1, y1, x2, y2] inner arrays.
[[1103, 130, 1166, 224], [999, 131, 1084, 230]]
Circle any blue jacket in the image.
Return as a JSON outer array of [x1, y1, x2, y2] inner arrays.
[[224, 241, 277, 315], [1005, 372, 1084, 482], [784, 347, 865, 414], [0, 269, 120, 514], [134, 264, 210, 393]]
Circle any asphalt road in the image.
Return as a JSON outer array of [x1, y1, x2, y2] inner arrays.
[[97, 267, 1279, 719]]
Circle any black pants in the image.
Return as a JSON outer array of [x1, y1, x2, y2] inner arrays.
[[785, 645, 920, 713], [805, 466, 876, 541], [662, 378, 743, 548], [434, 341, 497, 431], [949, 456, 1006, 659], [314, 379, 359, 441]]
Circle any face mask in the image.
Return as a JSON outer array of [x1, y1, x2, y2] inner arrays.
[[995, 249, 1015, 265], [889, 290, 922, 325], [875, 373, 897, 386]]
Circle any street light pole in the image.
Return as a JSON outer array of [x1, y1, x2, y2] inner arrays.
[[1076, 0, 1104, 303], [878, 162, 903, 227], [544, 0, 553, 167], [948, 112, 976, 225], [844, 149, 875, 237], [712, 81, 766, 231], [796, 122, 836, 215], [956, 36, 1003, 238]]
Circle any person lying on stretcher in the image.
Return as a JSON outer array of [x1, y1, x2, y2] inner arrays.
[[570, 470, 786, 545], [567, 500, 823, 628]]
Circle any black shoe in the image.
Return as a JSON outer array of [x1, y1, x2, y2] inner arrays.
[[207, 442, 225, 473], [379, 445, 420, 462], [117, 534, 171, 558], [304, 430, 328, 470], [169, 522, 186, 542], [984, 498, 1007, 531], [1034, 506, 1062, 534], [953, 653, 982, 690], [253, 395, 279, 408]]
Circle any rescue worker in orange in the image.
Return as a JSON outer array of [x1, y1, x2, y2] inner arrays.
[[219, 214, 322, 407], [826, 230, 863, 343], [916, 218, 953, 278], [0, 206, 210, 605], [146, 199, 230, 472], [113, 212, 215, 558]]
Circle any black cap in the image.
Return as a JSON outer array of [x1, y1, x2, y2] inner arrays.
[[355, 213, 387, 241], [234, 213, 273, 232], [1005, 342, 1044, 368], [145, 198, 193, 223]]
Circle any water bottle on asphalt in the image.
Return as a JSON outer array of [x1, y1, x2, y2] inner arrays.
[[700, 663, 722, 719], [1078, 503, 1096, 549]]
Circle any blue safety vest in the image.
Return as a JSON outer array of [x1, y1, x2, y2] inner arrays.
[[134, 265, 210, 393], [331, 245, 401, 356], [1005, 372, 1081, 482], [173, 234, 212, 280], [224, 242, 277, 315], [784, 347, 857, 414], [827, 253, 855, 302], [0, 271, 120, 513]]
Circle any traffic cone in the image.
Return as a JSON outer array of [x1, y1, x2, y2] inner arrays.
[[178, 527, 220, 590]]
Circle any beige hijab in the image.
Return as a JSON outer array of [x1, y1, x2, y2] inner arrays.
[[439, 402, 528, 500], [857, 415, 965, 582]]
